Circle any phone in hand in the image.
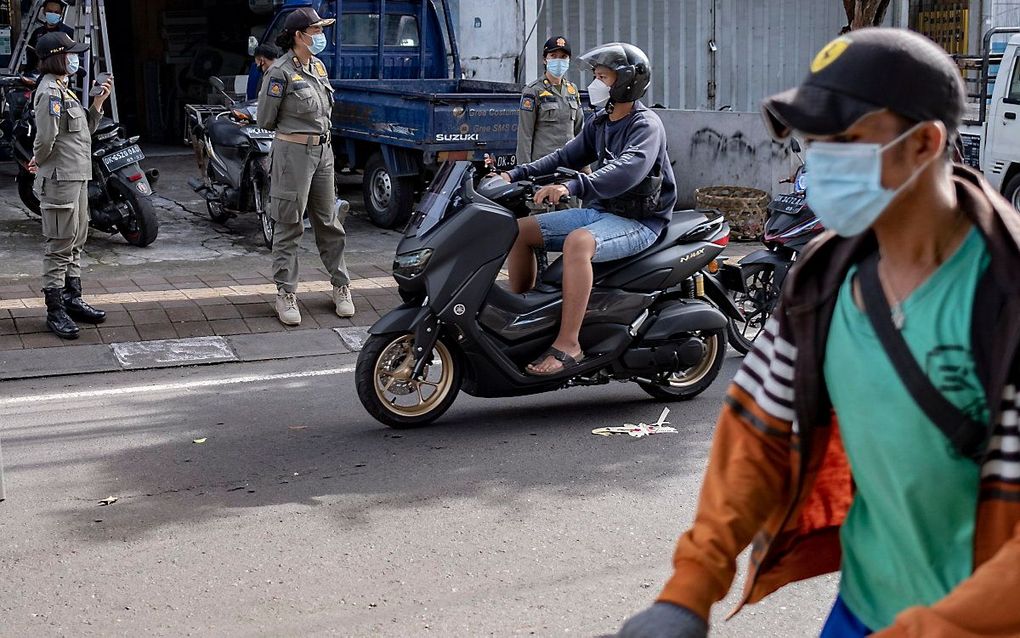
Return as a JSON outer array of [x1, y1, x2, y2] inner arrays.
[[89, 73, 111, 97]]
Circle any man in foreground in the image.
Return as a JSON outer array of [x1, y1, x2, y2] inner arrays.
[[620, 28, 1020, 637]]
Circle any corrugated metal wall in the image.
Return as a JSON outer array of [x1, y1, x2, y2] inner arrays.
[[532, 0, 847, 112]]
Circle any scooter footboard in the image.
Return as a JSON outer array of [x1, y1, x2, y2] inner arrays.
[[641, 300, 727, 341]]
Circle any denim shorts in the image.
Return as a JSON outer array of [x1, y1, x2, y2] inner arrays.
[[534, 208, 660, 263]]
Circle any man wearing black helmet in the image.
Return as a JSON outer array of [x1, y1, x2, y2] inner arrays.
[[619, 28, 1020, 638], [501, 42, 676, 375]]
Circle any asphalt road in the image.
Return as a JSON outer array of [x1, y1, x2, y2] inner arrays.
[[0, 352, 837, 636]]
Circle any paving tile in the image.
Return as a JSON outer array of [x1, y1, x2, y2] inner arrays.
[[209, 318, 250, 335], [165, 305, 206, 323], [14, 317, 48, 334], [0, 344, 119, 380], [140, 283, 178, 291], [20, 331, 70, 348], [10, 307, 41, 318], [104, 285, 143, 293], [236, 303, 276, 318], [229, 328, 348, 362], [243, 317, 285, 334], [0, 335, 24, 350], [0, 318, 15, 335], [98, 326, 141, 343], [173, 321, 215, 338], [227, 294, 266, 305], [136, 323, 180, 341], [165, 275, 203, 284], [125, 301, 163, 310], [160, 299, 200, 309], [233, 276, 271, 286], [131, 276, 169, 286], [101, 310, 134, 328], [72, 329, 103, 345], [0, 285, 33, 295], [127, 309, 171, 325], [193, 296, 232, 306], [202, 304, 241, 320], [0, 309, 11, 320], [308, 313, 350, 328]]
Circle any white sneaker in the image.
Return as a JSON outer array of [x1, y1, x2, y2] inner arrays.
[[332, 284, 355, 318], [275, 292, 301, 325]]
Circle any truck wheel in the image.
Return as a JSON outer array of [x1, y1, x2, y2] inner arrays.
[[1004, 173, 1020, 212], [362, 153, 415, 229]]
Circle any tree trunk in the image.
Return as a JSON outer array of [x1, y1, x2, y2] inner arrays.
[[842, 0, 892, 32]]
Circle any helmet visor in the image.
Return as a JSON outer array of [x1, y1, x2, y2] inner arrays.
[[578, 43, 629, 72]]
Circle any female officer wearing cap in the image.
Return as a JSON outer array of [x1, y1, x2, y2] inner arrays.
[[257, 7, 354, 327], [29, 31, 113, 340]]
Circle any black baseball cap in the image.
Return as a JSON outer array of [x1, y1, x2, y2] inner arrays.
[[762, 28, 965, 139], [284, 7, 335, 32], [543, 36, 571, 57], [34, 31, 87, 59]]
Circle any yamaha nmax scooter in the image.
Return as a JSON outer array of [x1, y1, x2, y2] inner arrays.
[[355, 162, 740, 428]]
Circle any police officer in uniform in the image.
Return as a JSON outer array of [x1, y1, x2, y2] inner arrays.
[[516, 36, 583, 164], [257, 7, 354, 326], [29, 32, 113, 339]]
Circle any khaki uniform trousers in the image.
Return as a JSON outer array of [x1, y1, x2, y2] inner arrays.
[[268, 139, 350, 293], [38, 178, 89, 290]]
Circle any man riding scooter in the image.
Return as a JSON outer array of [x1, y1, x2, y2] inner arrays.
[[500, 42, 676, 375]]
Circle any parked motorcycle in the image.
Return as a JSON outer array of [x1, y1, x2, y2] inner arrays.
[[186, 76, 276, 249], [1, 75, 160, 247], [354, 161, 743, 428], [727, 148, 822, 354]]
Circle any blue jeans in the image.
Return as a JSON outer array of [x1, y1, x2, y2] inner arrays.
[[534, 208, 660, 263], [820, 596, 871, 638]]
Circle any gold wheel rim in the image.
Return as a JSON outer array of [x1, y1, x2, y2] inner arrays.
[[373, 335, 454, 417], [667, 333, 720, 388]]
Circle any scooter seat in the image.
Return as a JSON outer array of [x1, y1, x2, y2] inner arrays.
[[540, 210, 710, 286], [95, 117, 118, 135], [206, 118, 247, 146]]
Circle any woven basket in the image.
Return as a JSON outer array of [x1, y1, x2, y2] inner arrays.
[[694, 186, 770, 241]]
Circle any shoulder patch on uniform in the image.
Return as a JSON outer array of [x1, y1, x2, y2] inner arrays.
[[48, 95, 61, 117], [267, 77, 285, 98], [567, 83, 577, 95], [313, 61, 327, 77], [520, 96, 534, 111]]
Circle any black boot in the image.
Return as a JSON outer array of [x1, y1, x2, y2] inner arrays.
[[62, 276, 106, 324], [44, 287, 80, 340]]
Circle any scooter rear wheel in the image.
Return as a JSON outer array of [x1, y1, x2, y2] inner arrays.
[[638, 331, 725, 401], [356, 333, 462, 428]]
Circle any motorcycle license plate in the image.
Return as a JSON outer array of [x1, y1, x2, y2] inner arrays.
[[102, 144, 145, 172], [492, 153, 516, 169], [244, 127, 275, 139], [770, 193, 805, 214]]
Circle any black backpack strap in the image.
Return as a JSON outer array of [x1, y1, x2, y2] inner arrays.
[[857, 252, 987, 462]]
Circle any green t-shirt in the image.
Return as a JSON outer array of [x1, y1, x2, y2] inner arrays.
[[823, 227, 990, 630]]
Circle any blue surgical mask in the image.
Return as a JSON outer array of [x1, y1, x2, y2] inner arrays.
[[547, 59, 569, 78], [44, 12, 61, 25], [65, 53, 80, 75], [306, 32, 327, 56], [805, 123, 927, 237]]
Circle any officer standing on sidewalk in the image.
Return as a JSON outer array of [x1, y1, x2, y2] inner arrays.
[[516, 36, 583, 165], [257, 7, 354, 326], [30, 32, 112, 340]]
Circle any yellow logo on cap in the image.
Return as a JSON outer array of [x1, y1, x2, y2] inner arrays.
[[811, 36, 851, 73], [556, 37, 566, 47]]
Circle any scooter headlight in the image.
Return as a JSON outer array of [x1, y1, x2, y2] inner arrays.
[[393, 248, 433, 278]]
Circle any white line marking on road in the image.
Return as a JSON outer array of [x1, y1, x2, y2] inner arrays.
[[0, 366, 355, 407]]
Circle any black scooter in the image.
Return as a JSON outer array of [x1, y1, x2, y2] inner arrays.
[[355, 162, 741, 428], [1, 75, 160, 247], [186, 76, 276, 248]]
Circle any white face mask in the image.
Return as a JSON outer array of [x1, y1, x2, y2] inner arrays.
[[587, 78, 611, 108]]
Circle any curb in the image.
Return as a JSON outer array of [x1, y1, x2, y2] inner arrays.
[[0, 326, 371, 381]]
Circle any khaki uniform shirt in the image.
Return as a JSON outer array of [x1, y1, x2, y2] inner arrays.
[[515, 76, 582, 164], [32, 74, 102, 181], [256, 54, 334, 135]]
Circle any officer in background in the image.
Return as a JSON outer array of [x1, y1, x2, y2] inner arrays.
[[516, 36, 582, 164], [25, 0, 73, 72], [29, 32, 113, 339], [257, 7, 354, 326]]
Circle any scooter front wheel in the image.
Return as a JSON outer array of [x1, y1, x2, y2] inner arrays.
[[638, 331, 726, 401], [356, 333, 462, 428]]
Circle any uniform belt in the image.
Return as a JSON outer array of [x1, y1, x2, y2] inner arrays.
[[276, 132, 330, 146]]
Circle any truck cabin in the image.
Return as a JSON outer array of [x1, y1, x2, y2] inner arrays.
[[248, 0, 454, 97]]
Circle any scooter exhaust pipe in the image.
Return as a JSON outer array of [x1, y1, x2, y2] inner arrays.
[[146, 168, 160, 185]]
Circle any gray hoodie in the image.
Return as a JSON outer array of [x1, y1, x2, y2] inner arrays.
[[508, 101, 676, 233]]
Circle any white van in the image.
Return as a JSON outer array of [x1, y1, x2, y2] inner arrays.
[[958, 28, 1020, 209]]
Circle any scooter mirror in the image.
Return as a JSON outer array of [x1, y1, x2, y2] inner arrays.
[[247, 36, 259, 57], [209, 76, 226, 93]]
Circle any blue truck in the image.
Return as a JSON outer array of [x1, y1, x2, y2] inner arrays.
[[251, 0, 522, 228]]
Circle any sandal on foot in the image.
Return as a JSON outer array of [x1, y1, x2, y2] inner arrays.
[[526, 347, 584, 376]]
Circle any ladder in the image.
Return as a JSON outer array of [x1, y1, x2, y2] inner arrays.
[[3, 0, 46, 74]]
